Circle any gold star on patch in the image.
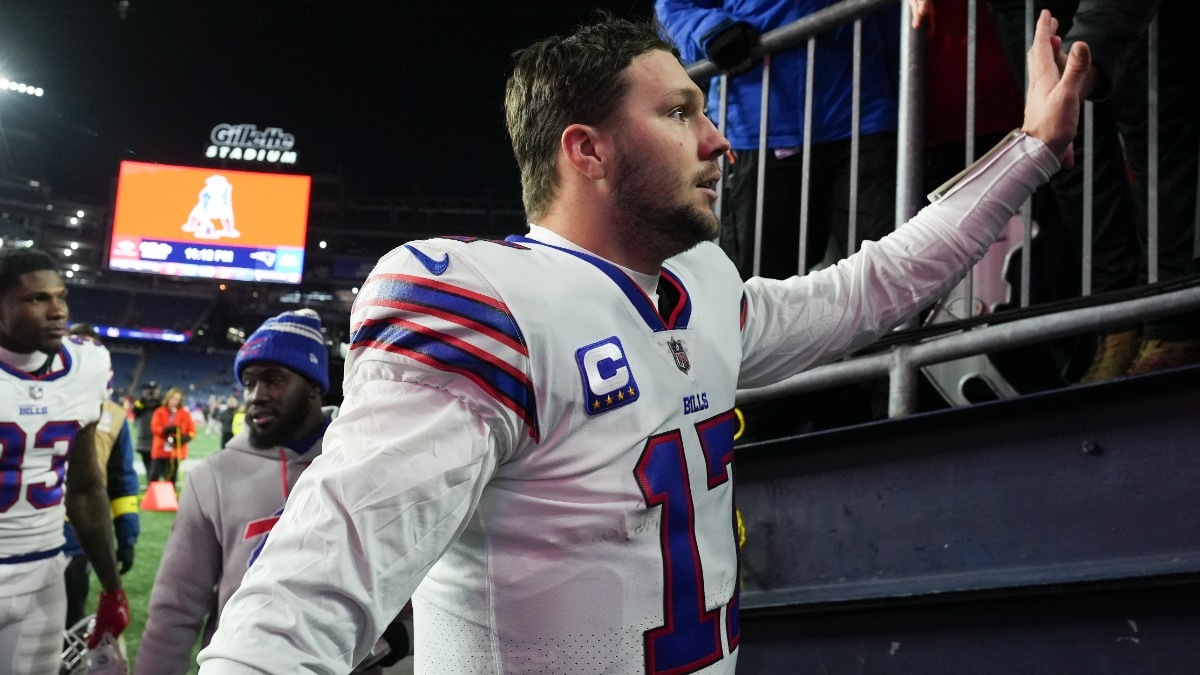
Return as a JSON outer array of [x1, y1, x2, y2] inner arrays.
[[592, 400, 601, 410], [617, 390, 624, 401], [605, 394, 613, 406], [627, 386, 636, 397]]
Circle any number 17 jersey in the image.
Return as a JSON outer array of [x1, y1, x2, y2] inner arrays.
[[354, 234, 748, 674]]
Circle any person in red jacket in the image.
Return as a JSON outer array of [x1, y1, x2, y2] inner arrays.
[[149, 387, 195, 485]]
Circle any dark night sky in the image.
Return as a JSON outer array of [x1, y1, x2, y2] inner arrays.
[[0, 0, 656, 205]]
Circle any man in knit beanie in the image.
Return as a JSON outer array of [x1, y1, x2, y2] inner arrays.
[[138, 308, 410, 673], [232, 308, 329, 448]]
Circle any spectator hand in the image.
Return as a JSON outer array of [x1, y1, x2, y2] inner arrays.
[[704, 21, 759, 75], [117, 545, 135, 574], [88, 589, 130, 649], [908, 0, 935, 32], [1021, 10, 1091, 169]]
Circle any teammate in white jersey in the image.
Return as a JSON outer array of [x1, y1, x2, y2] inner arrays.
[[201, 12, 1091, 674], [0, 248, 129, 674]]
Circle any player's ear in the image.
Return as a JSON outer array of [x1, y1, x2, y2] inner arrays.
[[561, 123, 610, 181]]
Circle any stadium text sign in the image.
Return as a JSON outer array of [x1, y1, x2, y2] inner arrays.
[[206, 124, 298, 164]]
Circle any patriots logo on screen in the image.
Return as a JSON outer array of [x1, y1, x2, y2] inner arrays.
[[249, 251, 277, 267], [575, 336, 640, 416], [667, 337, 690, 374]]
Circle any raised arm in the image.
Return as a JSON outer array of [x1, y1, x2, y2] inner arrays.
[[738, 10, 1091, 386]]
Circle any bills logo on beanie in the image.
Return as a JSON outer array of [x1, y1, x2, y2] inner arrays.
[[235, 308, 329, 393]]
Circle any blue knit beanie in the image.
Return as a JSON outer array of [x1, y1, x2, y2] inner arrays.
[[234, 309, 329, 393]]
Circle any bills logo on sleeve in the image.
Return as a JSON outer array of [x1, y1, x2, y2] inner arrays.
[[576, 337, 640, 416]]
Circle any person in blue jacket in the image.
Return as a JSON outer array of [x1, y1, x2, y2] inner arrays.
[[63, 324, 140, 628], [657, 0, 901, 280]]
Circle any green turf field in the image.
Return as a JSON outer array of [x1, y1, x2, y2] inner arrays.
[[86, 425, 223, 671]]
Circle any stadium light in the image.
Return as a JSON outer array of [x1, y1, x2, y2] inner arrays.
[[0, 77, 44, 97], [69, 242, 79, 249], [76, 210, 85, 218]]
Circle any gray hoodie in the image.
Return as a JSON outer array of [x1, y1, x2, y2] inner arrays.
[[136, 408, 336, 675]]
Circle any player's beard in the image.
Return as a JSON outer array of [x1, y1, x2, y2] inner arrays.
[[611, 148, 720, 261], [247, 402, 311, 450]]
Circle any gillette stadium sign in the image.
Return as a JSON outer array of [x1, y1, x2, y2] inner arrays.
[[205, 124, 298, 164]]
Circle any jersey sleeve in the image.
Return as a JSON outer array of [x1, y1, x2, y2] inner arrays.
[[74, 337, 112, 427], [342, 240, 536, 449], [738, 132, 1059, 388], [105, 415, 140, 545], [197, 376, 502, 674]]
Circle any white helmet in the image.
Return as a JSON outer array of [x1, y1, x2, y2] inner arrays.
[[60, 615, 92, 675], [61, 616, 129, 675]]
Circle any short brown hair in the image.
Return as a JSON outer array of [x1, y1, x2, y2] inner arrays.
[[505, 15, 678, 221]]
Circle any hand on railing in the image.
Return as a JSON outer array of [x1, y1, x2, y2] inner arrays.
[[704, 21, 760, 76], [1021, 10, 1091, 169], [908, 0, 935, 33]]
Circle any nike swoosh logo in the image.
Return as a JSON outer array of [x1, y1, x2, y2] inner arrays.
[[404, 244, 450, 275]]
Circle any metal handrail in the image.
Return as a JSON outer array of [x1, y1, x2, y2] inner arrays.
[[684, 0, 900, 82], [687, 0, 1185, 417], [737, 286, 1200, 416]]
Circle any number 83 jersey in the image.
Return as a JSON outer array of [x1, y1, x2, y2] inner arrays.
[[351, 232, 749, 675], [0, 336, 110, 561]]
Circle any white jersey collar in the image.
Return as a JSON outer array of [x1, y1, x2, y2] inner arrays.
[[525, 224, 661, 302]]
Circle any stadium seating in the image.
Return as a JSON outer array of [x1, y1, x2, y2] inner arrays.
[[128, 293, 212, 332], [67, 285, 131, 327], [137, 347, 239, 399], [108, 348, 141, 394]]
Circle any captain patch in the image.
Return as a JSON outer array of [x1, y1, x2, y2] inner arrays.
[[576, 337, 640, 415]]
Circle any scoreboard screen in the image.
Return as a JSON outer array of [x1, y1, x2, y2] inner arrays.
[[109, 161, 311, 284]]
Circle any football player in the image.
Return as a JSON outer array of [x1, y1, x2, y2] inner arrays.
[[0, 248, 128, 674], [137, 309, 409, 674], [200, 11, 1090, 674]]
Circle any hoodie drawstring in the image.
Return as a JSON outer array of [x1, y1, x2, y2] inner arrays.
[[279, 449, 289, 499]]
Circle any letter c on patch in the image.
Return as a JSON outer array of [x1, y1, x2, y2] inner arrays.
[[575, 336, 640, 416], [583, 342, 629, 394]]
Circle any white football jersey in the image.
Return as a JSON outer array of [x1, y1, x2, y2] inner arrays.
[[0, 336, 110, 559], [201, 134, 1058, 675], [379, 235, 748, 674]]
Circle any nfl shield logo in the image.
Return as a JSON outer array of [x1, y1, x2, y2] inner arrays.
[[667, 337, 690, 374], [29, 384, 44, 400]]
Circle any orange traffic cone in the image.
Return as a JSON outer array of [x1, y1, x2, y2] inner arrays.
[[142, 480, 179, 512]]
